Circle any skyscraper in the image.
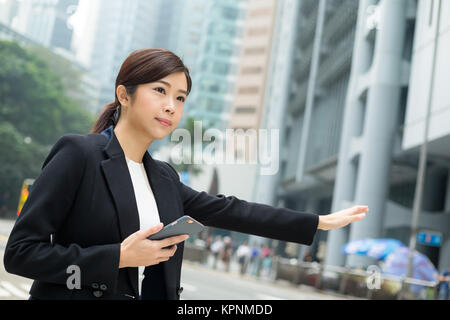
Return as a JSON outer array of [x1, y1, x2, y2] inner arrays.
[[255, 0, 450, 271]]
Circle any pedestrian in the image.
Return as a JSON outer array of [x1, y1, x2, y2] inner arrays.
[[203, 235, 213, 266], [221, 236, 233, 272], [255, 244, 265, 277], [261, 244, 273, 278], [205, 235, 213, 252], [210, 236, 223, 269], [3, 48, 369, 300], [303, 250, 313, 262], [236, 241, 251, 275], [439, 267, 450, 300]]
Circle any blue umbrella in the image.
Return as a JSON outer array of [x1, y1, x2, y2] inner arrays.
[[381, 247, 438, 282], [341, 238, 406, 260]]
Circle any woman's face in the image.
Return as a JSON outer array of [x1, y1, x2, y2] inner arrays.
[[120, 71, 188, 141]]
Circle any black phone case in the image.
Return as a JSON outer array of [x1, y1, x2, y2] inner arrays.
[[147, 215, 205, 241]]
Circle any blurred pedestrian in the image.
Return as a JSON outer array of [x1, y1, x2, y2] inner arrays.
[[205, 235, 213, 252], [439, 267, 450, 300], [221, 236, 233, 272], [261, 244, 273, 278], [255, 244, 266, 277], [203, 235, 213, 266], [210, 236, 223, 269], [303, 250, 313, 262], [248, 244, 260, 275], [236, 241, 251, 275]]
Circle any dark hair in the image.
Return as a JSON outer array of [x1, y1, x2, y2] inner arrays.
[[90, 48, 192, 133]]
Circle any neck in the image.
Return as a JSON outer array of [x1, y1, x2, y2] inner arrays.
[[113, 120, 153, 163]]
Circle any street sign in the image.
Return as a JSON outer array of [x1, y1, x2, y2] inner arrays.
[[417, 230, 442, 247], [16, 178, 34, 216]]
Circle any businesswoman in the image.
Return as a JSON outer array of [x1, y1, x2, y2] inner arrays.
[[4, 48, 369, 300]]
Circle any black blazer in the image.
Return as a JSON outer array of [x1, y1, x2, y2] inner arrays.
[[3, 125, 319, 300]]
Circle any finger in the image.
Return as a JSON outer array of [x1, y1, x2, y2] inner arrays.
[[160, 245, 177, 257], [156, 257, 168, 264], [137, 223, 163, 239], [351, 213, 366, 222], [352, 205, 369, 214], [157, 234, 189, 248]]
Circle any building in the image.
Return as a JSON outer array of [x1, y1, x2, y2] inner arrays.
[[72, 0, 161, 112], [185, 0, 248, 130], [253, 0, 450, 271], [8, 0, 78, 51], [228, 0, 278, 166]]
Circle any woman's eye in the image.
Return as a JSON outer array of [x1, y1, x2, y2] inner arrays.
[[155, 87, 185, 102]]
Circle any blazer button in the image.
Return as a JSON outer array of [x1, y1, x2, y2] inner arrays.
[[100, 284, 107, 291], [177, 287, 183, 296], [93, 290, 103, 298], [92, 283, 99, 289]]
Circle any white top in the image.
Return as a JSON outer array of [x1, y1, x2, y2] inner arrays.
[[125, 156, 161, 297]]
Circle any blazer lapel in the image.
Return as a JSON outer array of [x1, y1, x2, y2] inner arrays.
[[142, 151, 181, 296], [99, 125, 181, 298], [142, 152, 179, 227], [100, 126, 140, 296]]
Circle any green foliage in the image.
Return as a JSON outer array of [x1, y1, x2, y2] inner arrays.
[[0, 40, 95, 218]]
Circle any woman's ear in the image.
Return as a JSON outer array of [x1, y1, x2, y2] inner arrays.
[[116, 85, 130, 107]]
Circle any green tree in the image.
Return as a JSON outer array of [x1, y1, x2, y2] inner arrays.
[[27, 44, 89, 110], [0, 40, 94, 145], [0, 122, 46, 218], [0, 40, 95, 218]]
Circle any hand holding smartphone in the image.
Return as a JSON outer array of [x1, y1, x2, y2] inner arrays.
[[147, 215, 205, 247]]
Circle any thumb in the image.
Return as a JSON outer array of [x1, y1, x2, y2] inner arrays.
[[138, 222, 164, 239]]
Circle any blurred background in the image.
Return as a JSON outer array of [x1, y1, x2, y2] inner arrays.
[[0, 0, 449, 300]]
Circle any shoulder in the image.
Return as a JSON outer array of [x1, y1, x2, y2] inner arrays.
[[53, 132, 107, 154], [152, 159, 181, 181], [50, 133, 95, 156], [43, 133, 98, 170]]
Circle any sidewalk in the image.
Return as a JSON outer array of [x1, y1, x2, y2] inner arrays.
[[0, 218, 15, 249], [193, 254, 366, 300]]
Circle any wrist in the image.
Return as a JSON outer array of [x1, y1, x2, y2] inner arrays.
[[119, 244, 129, 269], [317, 216, 329, 231]]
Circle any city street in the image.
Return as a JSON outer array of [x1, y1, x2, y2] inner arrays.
[[0, 218, 352, 300], [179, 260, 352, 300]]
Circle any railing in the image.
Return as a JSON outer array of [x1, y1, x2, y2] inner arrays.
[[299, 2, 319, 47], [288, 81, 308, 116], [318, 28, 355, 86], [272, 257, 440, 300], [182, 245, 440, 300]]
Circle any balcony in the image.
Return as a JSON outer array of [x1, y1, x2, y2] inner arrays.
[[317, 28, 355, 86], [322, 0, 359, 44], [298, 3, 319, 48], [288, 81, 308, 116]]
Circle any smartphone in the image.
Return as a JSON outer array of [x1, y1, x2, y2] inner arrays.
[[147, 215, 205, 242]]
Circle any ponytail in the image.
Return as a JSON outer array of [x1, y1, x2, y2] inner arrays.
[[89, 101, 121, 134]]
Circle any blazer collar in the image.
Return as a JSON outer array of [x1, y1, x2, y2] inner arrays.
[[99, 125, 179, 297]]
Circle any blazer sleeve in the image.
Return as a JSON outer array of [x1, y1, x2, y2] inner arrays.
[[3, 134, 120, 293], [162, 162, 319, 246]]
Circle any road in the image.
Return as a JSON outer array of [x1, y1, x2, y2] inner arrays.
[[0, 218, 352, 300], [179, 260, 351, 300]]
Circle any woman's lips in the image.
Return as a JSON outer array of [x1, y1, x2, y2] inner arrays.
[[155, 118, 172, 127]]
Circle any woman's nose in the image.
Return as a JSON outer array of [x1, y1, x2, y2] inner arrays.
[[164, 103, 175, 113]]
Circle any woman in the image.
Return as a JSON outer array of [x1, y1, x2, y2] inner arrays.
[[3, 48, 368, 300]]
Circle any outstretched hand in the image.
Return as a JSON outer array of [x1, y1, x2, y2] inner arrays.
[[317, 205, 369, 231]]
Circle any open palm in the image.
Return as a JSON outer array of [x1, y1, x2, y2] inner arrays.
[[318, 205, 369, 231]]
